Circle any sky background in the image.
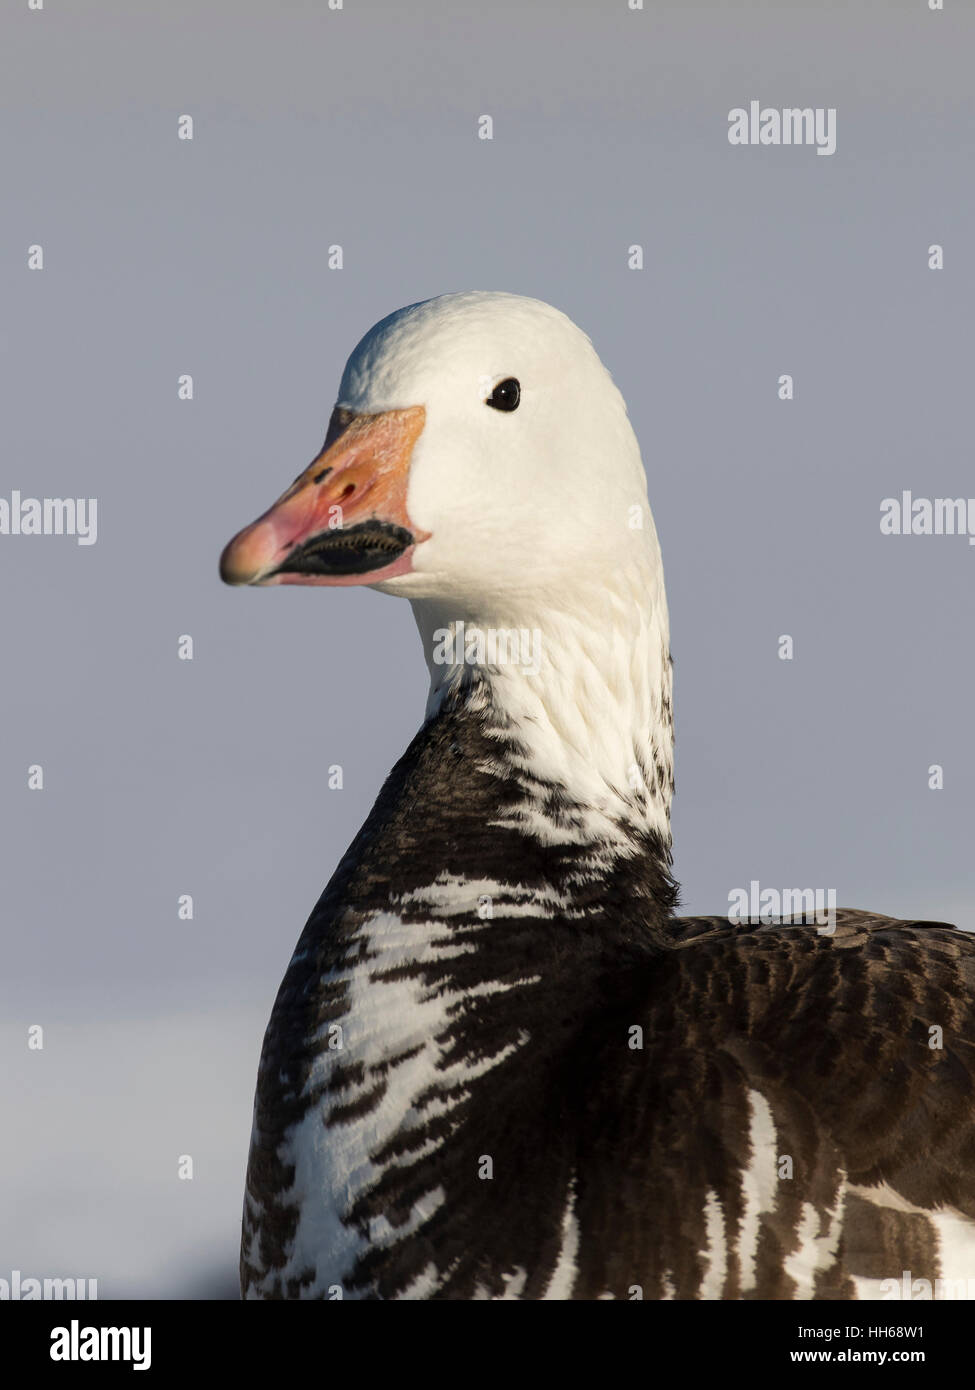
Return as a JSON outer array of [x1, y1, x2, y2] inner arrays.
[[2, 0, 973, 1298]]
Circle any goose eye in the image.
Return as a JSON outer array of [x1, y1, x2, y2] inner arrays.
[[486, 377, 520, 412]]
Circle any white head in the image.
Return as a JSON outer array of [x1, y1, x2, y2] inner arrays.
[[335, 292, 654, 607], [221, 291, 674, 851]]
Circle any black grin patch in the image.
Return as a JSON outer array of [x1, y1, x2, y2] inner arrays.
[[273, 521, 414, 577]]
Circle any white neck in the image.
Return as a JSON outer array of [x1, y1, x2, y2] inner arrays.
[[410, 557, 674, 857]]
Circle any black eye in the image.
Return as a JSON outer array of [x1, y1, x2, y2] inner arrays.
[[486, 377, 520, 412]]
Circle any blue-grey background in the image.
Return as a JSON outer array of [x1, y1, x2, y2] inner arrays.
[[2, 0, 972, 1297]]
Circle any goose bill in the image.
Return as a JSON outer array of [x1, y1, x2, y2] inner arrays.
[[219, 404, 428, 587]]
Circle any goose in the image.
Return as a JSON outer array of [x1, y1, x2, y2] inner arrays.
[[220, 290, 974, 1301]]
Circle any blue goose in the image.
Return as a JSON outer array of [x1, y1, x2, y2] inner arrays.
[[221, 291, 971, 1301]]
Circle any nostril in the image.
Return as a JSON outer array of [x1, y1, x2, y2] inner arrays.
[[340, 483, 356, 500]]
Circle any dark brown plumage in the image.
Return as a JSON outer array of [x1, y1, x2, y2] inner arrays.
[[241, 689, 974, 1299]]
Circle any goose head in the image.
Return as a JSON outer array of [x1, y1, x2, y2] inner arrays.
[[221, 291, 674, 852]]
